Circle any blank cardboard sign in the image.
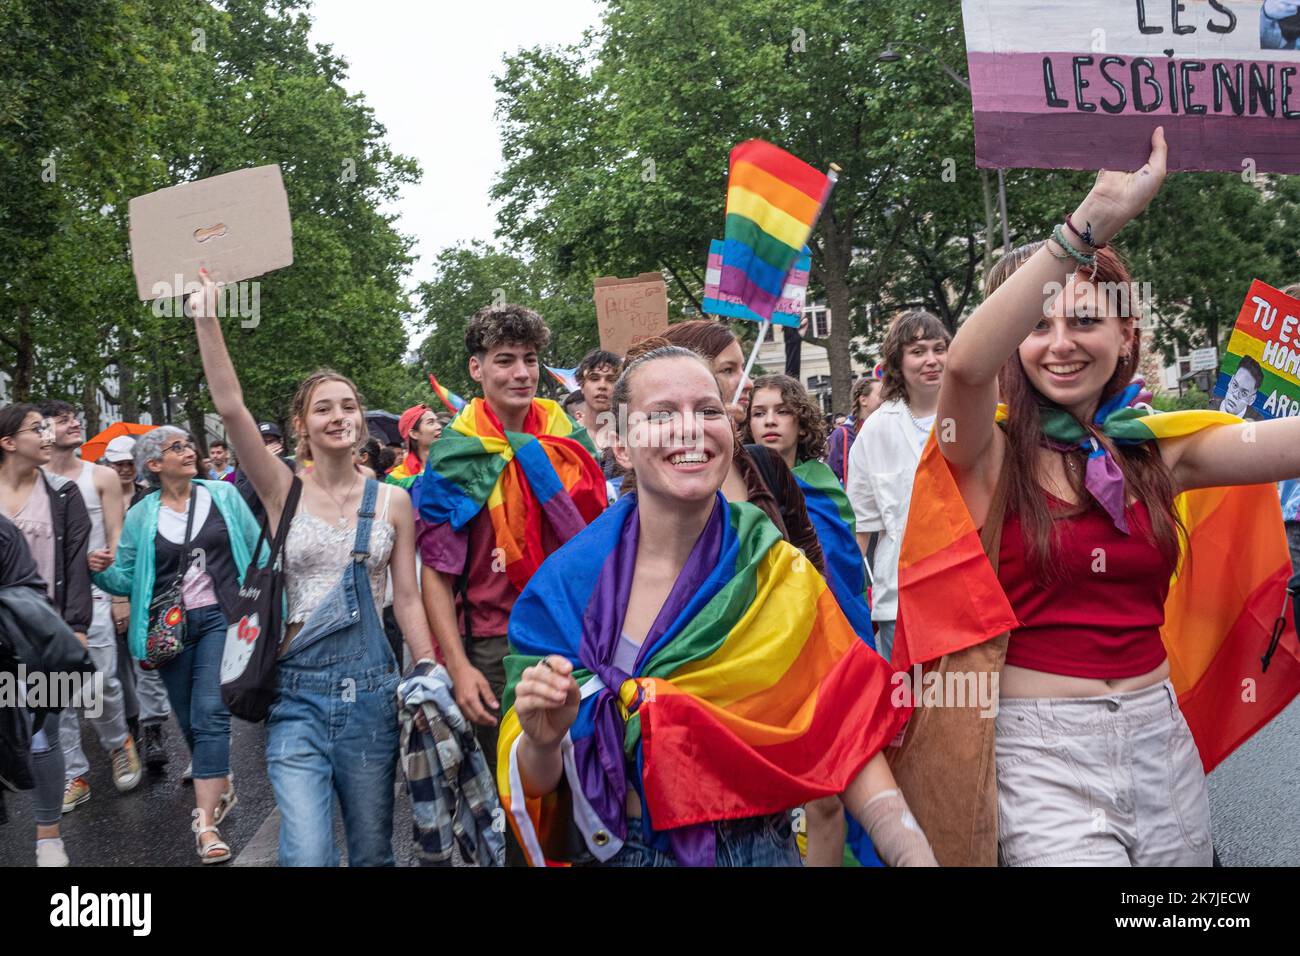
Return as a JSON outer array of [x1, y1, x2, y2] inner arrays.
[[128, 165, 294, 301], [593, 272, 669, 357]]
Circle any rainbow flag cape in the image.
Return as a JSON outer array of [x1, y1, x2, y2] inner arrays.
[[894, 408, 1300, 773], [428, 372, 467, 415], [385, 452, 422, 491], [497, 493, 906, 867], [721, 139, 834, 321], [793, 459, 875, 647], [419, 398, 607, 592]]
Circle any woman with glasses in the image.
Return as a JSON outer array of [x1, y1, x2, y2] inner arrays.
[[89, 425, 264, 863], [0, 404, 93, 866]]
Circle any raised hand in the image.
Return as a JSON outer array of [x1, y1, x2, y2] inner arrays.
[[1072, 126, 1168, 248]]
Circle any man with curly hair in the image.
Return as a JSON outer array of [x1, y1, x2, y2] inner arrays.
[[416, 305, 607, 835]]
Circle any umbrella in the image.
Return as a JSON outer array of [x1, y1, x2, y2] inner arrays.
[[366, 411, 402, 445], [81, 421, 157, 463]]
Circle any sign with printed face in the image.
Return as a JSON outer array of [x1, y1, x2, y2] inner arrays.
[[961, 1, 1300, 173], [1215, 279, 1300, 419]]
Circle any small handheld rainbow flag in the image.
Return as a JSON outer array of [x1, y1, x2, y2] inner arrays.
[[428, 372, 467, 415], [720, 140, 835, 321]]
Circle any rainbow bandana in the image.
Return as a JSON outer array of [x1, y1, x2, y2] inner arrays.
[[792, 459, 875, 646], [419, 398, 607, 591], [497, 493, 906, 867], [894, 408, 1300, 773]]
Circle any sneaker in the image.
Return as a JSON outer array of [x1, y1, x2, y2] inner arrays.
[[62, 777, 91, 813], [110, 736, 142, 793], [36, 838, 69, 867], [182, 761, 193, 785], [141, 723, 170, 770]]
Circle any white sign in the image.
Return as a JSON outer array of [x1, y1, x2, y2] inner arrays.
[[1190, 347, 1219, 374]]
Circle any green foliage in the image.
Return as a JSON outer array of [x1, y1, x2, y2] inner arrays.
[[1151, 387, 1211, 412], [0, 0, 420, 436]]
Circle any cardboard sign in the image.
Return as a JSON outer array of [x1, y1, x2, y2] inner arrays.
[[593, 273, 669, 356], [962, 0, 1300, 173], [702, 240, 810, 328], [128, 165, 294, 301], [1214, 279, 1300, 419]]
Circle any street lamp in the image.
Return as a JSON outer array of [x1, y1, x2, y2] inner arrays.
[[877, 42, 1011, 255]]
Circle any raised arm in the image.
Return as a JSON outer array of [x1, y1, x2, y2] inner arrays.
[[188, 270, 292, 527], [939, 128, 1169, 516]]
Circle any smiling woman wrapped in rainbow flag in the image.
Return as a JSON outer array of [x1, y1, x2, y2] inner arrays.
[[495, 344, 936, 867], [890, 127, 1300, 867]]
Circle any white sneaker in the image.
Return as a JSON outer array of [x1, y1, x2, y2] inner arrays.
[[36, 838, 69, 867]]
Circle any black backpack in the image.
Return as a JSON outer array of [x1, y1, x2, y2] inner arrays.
[[219, 478, 302, 722]]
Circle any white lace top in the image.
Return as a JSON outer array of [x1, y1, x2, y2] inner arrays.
[[283, 484, 396, 624]]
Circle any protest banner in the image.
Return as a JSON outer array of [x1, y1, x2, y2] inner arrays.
[[703, 240, 810, 328], [593, 272, 669, 357], [129, 164, 294, 301], [1215, 279, 1300, 419], [962, 0, 1300, 174]]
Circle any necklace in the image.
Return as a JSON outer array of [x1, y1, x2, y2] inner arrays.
[[314, 470, 359, 527], [902, 401, 933, 433]]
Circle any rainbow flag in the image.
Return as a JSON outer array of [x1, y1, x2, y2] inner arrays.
[[497, 493, 906, 866], [385, 452, 423, 491], [793, 460, 875, 647], [419, 398, 607, 593], [428, 372, 467, 415], [720, 139, 833, 321], [894, 408, 1300, 773], [703, 240, 810, 328]]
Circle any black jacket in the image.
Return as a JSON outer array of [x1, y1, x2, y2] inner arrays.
[[35, 472, 94, 634]]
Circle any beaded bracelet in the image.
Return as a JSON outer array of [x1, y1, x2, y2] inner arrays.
[[1065, 212, 1107, 250], [1051, 223, 1096, 268]]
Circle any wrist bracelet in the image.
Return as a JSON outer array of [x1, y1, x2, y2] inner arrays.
[[1052, 223, 1096, 269], [1065, 212, 1107, 250], [1045, 235, 1071, 261]]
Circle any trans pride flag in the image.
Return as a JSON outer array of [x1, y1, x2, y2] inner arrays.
[[703, 241, 810, 328], [419, 398, 607, 592], [894, 409, 1300, 773], [497, 494, 906, 866], [719, 140, 834, 321]]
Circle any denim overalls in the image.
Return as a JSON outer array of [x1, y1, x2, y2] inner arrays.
[[266, 479, 400, 866]]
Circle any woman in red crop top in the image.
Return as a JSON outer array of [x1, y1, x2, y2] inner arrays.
[[938, 128, 1300, 865]]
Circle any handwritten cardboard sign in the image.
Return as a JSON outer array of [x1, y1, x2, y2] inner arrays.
[[128, 165, 294, 301], [593, 272, 669, 356], [1215, 279, 1300, 420], [962, 0, 1300, 173]]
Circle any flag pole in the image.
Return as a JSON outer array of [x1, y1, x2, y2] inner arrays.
[[731, 162, 841, 407]]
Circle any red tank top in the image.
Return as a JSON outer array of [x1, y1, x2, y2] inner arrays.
[[997, 496, 1174, 679]]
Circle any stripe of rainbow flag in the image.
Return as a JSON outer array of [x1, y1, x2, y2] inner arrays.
[[719, 140, 833, 320]]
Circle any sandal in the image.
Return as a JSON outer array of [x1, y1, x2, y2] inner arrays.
[[213, 776, 237, 826], [192, 809, 231, 865]]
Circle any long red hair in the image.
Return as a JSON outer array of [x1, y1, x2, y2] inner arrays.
[[987, 243, 1182, 572]]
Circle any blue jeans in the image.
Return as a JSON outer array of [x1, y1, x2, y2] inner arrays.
[[266, 480, 400, 867], [157, 604, 231, 780], [594, 814, 803, 867]]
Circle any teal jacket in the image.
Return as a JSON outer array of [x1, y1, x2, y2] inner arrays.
[[93, 479, 266, 661]]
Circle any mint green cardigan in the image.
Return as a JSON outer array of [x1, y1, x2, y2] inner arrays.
[[93, 479, 267, 661]]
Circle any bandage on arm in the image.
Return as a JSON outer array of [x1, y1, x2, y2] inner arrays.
[[858, 789, 939, 867]]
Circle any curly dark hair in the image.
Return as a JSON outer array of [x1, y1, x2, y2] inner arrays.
[[464, 304, 550, 358], [576, 349, 621, 383], [744, 374, 827, 463]]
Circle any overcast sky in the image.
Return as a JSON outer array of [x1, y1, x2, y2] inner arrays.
[[307, 0, 603, 305]]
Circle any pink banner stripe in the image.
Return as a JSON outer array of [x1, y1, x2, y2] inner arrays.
[[968, 50, 1300, 120], [974, 110, 1300, 174], [719, 263, 780, 318]]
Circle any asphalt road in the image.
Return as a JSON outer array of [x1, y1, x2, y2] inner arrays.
[[1, 698, 1295, 867]]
